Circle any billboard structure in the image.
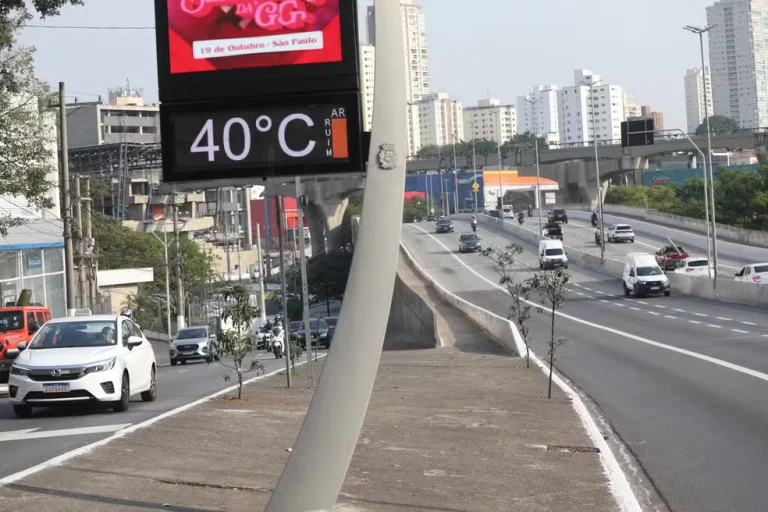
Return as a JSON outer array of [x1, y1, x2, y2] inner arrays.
[[154, 0, 363, 183]]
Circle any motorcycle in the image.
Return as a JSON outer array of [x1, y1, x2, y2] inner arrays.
[[271, 334, 285, 359], [517, 212, 525, 225], [591, 215, 598, 227], [594, 230, 602, 246], [471, 223, 477, 232], [528, 207, 533, 217]]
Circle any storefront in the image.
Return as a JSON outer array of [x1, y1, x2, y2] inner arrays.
[[0, 220, 66, 318]]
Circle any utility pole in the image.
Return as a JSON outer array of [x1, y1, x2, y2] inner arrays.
[[526, 96, 544, 233], [172, 190, 185, 331], [74, 175, 86, 309], [148, 214, 174, 343], [264, 193, 272, 277], [83, 177, 96, 310], [297, 176, 313, 388], [496, 110, 504, 215], [581, 77, 606, 263], [59, 82, 76, 317], [276, 197, 292, 388], [223, 189, 232, 283], [256, 223, 267, 324]]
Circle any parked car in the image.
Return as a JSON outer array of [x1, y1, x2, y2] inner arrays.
[[548, 208, 568, 223], [8, 315, 157, 418], [170, 325, 219, 366], [0, 305, 53, 385], [655, 244, 689, 271], [607, 224, 635, 243], [323, 317, 338, 346], [673, 257, 714, 277], [734, 263, 768, 283], [458, 233, 483, 253], [435, 218, 455, 233]]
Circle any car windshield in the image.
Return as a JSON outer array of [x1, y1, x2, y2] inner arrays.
[[545, 248, 564, 256], [754, 265, 768, 273], [688, 260, 709, 267], [325, 317, 338, 327], [177, 328, 207, 339], [553, 209, 565, 214], [460, 234, 479, 241], [290, 321, 303, 331], [616, 226, 633, 231], [437, 219, 452, 225], [0, 311, 24, 332], [637, 266, 663, 277], [29, 321, 118, 349], [668, 246, 686, 253]]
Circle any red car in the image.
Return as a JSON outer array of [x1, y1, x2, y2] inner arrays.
[[655, 245, 689, 271]]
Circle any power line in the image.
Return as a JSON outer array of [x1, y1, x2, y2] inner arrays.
[[24, 24, 154, 30]]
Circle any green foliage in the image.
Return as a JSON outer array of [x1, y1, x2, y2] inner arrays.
[[306, 250, 353, 301], [695, 115, 739, 136], [219, 286, 264, 399], [402, 196, 427, 223], [288, 335, 304, 374]]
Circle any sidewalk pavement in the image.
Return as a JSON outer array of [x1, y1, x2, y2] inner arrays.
[[0, 343, 618, 511]]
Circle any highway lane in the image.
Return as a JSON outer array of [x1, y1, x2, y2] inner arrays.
[[404, 222, 768, 512], [0, 350, 320, 479]]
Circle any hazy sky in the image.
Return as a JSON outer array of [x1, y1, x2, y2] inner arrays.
[[19, 0, 716, 130]]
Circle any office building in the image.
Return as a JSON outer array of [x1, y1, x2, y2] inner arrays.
[[367, 1, 430, 155], [707, 0, 768, 128], [516, 86, 559, 144], [624, 94, 642, 119], [415, 92, 463, 148], [684, 67, 713, 133], [359, 44, 376, 132], [463, 99, 517, 144], [640, 106, 665, 131], [557, 69, 626, 145]]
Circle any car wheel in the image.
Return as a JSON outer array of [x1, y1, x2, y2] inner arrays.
[[170, 359, 177, 367], [181, 360, 187, 365], [623, 283, 630, 297], [113, 372, 130, 412], [13, 404, 32, 418], [539, 262, 543, 269], [206, 355, 214, 364], [664, 291, 671, 297], [141, 366, 157, 402], [631, 239, 635, 243]]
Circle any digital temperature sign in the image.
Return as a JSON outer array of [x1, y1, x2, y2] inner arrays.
[[160, 91, 362, 182]]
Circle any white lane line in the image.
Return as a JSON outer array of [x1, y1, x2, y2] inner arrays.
[[573, 283, 583, 288], [409, 224, 768, 387], [674, 309, 687, 313], [614, 303, 625, 307], [630, 307, 641, 311], [177, 370, 188, 373], [0, 424, 133, 443], [585, 296, 595, 300], [717, 317, 733, 322], [648, 311, 661, 316], [576, 292, 585, 296], [694, 313, 708, 318], [600, 299, 610, 303], [733, 329, 750, 334], [654, 305, 666, 309], [763, 335, 768, 339], [637, 301, 649, 305], [707, 324, 723, 329], [583, 287, 593, 292], [596, 290, 607, 295], [689, 320, 702, 325], [665, 316, 678, 320], [742, 322, 758, 326]]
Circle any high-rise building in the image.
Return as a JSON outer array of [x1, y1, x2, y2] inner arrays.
[[707, 0, 768, 128], [359, 44, 376, 132], [367, 1, 430, 155], [684, 67, 713, 133], [415, 92, 463, 148], [516, 86, 559, 144], [624, 94, 642, 119], [463, 99, 516, 144], [557, 69, 625, 146], [637, 106, 665, 131]]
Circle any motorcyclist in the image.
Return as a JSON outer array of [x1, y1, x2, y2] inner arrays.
[[470, 215, 478, 232], [271, 324, 285, 358], [591, 211, 598, 226], [528, 204, 533, 216]]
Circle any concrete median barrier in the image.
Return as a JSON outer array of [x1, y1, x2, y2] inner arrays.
[[387, 264, 441, 349], [398, 244, 523, 356]]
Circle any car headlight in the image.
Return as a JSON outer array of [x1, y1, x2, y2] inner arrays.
[[83, 357, 117, 375], [10, 364, 30, 376]]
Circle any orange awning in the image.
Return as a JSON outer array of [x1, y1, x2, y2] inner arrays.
[[483, 170, 558, 187]]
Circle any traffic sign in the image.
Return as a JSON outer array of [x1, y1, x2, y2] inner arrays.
[[440, 193, 446, 200], [472, 182, 480, 193]]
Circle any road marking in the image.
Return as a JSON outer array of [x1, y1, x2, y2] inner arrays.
[[631, 307, 641, 311], [694, 313, 708, 318], [717, 317, 733, 322], [742, 322, 758, 326], [178, 369, 188, 373], [733, 329, 750, 334], [0, 424, 132, 443], [674, 309, 686, 313], [654, 305, 666, 309], [583, 287, 593, 292], [665, 316, 678, 320], [585, 296, 595, 300], [689, 320, 702, 325], [613, 303, 625, 307], [637, 301, 649, 305], [648, 311, 660, 316], [576, 292, 585, 296], [596, 290, 607, 295], [573, 283, 582, 288], [600, 299, 610, 303], [707, 324, 723, 329]]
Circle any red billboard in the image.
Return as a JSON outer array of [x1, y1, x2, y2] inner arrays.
[[167, 0, 343, 74]]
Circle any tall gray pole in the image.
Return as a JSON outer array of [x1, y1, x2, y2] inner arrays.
[[296, 176, 313, 387], [472, 132, 478, 213], [586, 79, 606, 262], [172, 191, 185, 330], [263, 193, 272, 277], [275, 197, 292, 387], [526, 97, 544, 232], [223, 189, 232, 282], [59, 82, 76, 317], [256, 223, 267, 324], [496, 111, 504, 214], [163, 230, 172, 341], [452, 135, 458, 213], [74, 175, 86, 309], [83, 177, 96, 310], [265, 0, 407, 508]]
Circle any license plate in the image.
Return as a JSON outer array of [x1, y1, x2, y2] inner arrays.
[[650, 287, 660, 291], [43, 383, 70, 393]]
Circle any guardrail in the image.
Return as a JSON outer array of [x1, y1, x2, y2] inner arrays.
[[472, 214, 768, 308]]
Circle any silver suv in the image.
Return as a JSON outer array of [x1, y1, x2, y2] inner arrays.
[[170, 326, 219, 366], [607, 224, 635, 243]]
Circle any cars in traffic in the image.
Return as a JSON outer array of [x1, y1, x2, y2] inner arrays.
[[606, 224, 635, 243], [324, 316, 338, 346], [734, 263, 768, 283], [548, 208, 568, 223], [458, 233, 483, 253], [0, 305, 52, 385], [673, 257, 714, 277], [487, 209, 501, 219], [542, 222, 564, 240], [435, 218, 455, 233], [426, 214, 436, 222], [538, 239, 569, 269], [170, 325, 219, 366], [623, 253, 671, 297], [290, 318, 331, 348], [252, 321, 272, 350], [8, 315, 157, 418], [655, 244, 689, 271], [502, 206, 515, 219]]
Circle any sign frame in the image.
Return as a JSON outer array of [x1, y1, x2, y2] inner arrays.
[[154, 0, 361, 103], [159, 89, 363, 183]]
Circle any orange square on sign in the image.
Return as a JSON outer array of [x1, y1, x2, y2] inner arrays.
[[331, 118, 348, 159]]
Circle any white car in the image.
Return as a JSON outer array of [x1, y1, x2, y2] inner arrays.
[[607, 224, 635, 243], [734, 263, 768, 284], [8, 315, 157, 418], [673, 257, 714, 277], [502, 206, 515, 219]]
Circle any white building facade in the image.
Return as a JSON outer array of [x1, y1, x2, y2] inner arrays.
[[557, 69, 625, 146], [416, 92, 463, 147], [707, 0, 768, 129], [684, 67, 714, 133], [462, 99, 516, 144], [516, 86, 559, 144], [367, 0, 431, 155], [359, 44, 376, 132]]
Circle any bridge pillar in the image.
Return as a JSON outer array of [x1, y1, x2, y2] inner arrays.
[[618, 155, 647, 186], [755, 132, 768, 166], [304, 198, 349, 255]]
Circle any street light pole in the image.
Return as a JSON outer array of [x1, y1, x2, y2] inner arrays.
[[685, 24, 719, 286], [582, 78, 605, 263], [526, 96, 544, 233], [471, 127, 478, 214], [452, 132, 459, 214], [496, 110, 504, 215]]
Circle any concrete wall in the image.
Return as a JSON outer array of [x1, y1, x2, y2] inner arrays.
[[386, 269, 438, 349]]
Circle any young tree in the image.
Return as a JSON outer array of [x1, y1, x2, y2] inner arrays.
[[219, 286, 264, 399], [481, 244, 536, 367], [696, 115, 739, 136], [528, 269, 570, 399]]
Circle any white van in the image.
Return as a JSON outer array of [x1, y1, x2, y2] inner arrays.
[[539, 240, 568, 270], [623, 253, 670, 297]]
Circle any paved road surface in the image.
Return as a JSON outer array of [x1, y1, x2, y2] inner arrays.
[[0, 349, 323, 480], [405, 219, 768, 512]]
